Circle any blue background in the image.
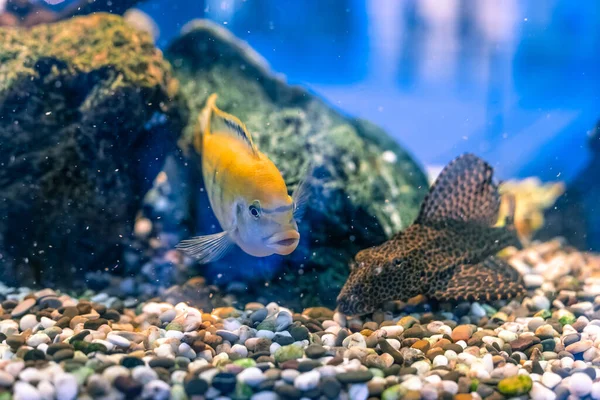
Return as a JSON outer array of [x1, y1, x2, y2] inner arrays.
[[140, 0, 600, 182]]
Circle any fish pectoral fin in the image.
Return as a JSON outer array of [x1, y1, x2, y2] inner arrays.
[[205, 94, 258, 156], [176, 231, 234, 264], [292, 163, 313, 221], [416, 153, 501, 226], [428, 257, 525, 302]]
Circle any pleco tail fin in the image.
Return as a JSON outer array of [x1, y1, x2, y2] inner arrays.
[[416, 153, 502, 226], [429, 256, 526, 302]]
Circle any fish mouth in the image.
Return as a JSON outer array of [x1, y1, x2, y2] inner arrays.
[[265, 230, 300, 255]]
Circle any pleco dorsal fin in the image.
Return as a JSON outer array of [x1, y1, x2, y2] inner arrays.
[[416, 153, 501, 226], [204, 93, 259, 157]]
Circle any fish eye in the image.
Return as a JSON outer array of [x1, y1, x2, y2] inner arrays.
[[249, 203, 261, 219]]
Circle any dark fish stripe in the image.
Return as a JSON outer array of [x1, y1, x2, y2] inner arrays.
[[222, 117, 254, 149], [262, 204, 293, 214]]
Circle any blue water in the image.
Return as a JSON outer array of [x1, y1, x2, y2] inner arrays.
[[142, 0, 600, 183]]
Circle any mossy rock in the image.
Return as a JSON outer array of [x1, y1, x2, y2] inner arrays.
[[497, 375, 533, 396], [0, 14, 187, 286], [158, 20, 428, 308]]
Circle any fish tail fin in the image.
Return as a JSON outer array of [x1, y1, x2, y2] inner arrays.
[[428, 256, 526, 302], [416, 153, 501, 226]]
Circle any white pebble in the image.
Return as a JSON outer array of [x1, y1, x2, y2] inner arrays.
[[498, 330, 518, 343], [132, 367, 157, 385], [141, 380, 170, 400], [251, 391, 278, 400], [14, 381, 41, 400], [432, 355, 448, 368], [532, 295, 551, 310], [178, 343, 196, 359], [282, 369, 299, 384], [441, 380, 458, 395], [237, 367, 265, 387], [444, 350, 458, 361], [0, 370, 14, 387], [482, 354, 494, 373], [40, 317, 56, 329], [294, 370, 320, 391], [530, 381, 556, 400], [402, 376, 422, 391], [20, 314, 39, 331], [591, 381, 600, 400], [269, 343, 281, 355], [275, 311, 293, 331], [321, 334, 336, 347], [27, 333, 50, 347], [102, 365, 130, 384], [380, 326, 404, 337], [223, 318, 242, 331], [231, 344, 248, 358], [342, 333, 366, 349], [54, 373, 78, 400], [107, 333, 131, 348], [256, 330, 275, 340], [155, 343, 175, 358], [348, 383, 368, 400], [19, 368, 44, 383], [569, 372, 593, 397], [166, 330, 184, 340], [524, 274, 544, 288], [541, 372, 562, 389], [470, 302, 486, 317], [411, 361, 430, 375], [37, 380, 55, 400]]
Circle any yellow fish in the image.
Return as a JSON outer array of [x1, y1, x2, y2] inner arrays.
[[176, 94, 310, 263]]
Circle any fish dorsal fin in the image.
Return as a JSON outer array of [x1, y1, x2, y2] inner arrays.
[[204, 93, 259, 156], [416, 153, 501, 226]]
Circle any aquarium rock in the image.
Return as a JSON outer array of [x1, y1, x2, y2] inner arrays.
[[0, 14, 187, 286], [148, 19, 428, 308]]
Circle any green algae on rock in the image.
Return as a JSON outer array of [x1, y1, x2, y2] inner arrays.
[[162, 20, 428, 308], [0, 14, 187, 286], [498, 375, 533, 396]]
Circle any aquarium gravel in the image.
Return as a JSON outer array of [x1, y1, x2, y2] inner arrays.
[[0, 239, 599, 400]]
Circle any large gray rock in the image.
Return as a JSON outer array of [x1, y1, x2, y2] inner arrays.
[[0, 14, 186, 286], [152, 20, 428, 308]]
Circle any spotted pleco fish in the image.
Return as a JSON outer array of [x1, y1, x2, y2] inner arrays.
[[337, 153, 526, 315]]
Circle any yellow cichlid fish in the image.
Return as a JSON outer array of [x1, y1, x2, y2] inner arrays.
[[176, 94, 310, 263]]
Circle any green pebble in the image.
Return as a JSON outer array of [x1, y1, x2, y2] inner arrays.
[[170, 384, 189, 400], [166, 323, 184, 331], [369, 368, 384, 378], [234, 382, 253, 400], [274, 345, 304, 363], [71, 341, 89, 352], [382, 384, 408, 400], [559, 314, 576, 326], [498, 375, 533, 396], [233, 358, 256, 368], [535, 310, 552, 319], [72, 367, 94, 385], [482, 305, 497, 316], [470, 378, 479, 392], [256, 320, 276, 332], [136, 303, 145, 315], [86, 343, 108, 354]]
